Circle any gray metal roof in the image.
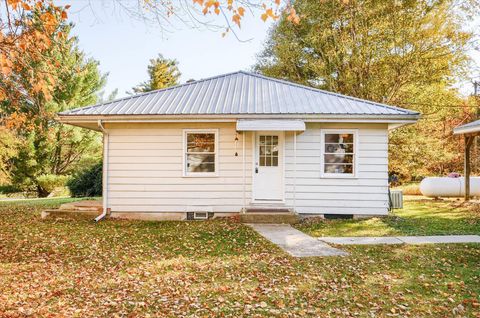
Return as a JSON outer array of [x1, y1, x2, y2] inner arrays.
[[59, 71, 419, 117], [453, 119, 480, 135]]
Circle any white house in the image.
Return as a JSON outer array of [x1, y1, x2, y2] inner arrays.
[[58, 71, 419, 221]]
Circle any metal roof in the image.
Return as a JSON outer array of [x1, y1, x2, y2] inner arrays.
[[59, 71, 419, 117], [453, 119, 480, 135]]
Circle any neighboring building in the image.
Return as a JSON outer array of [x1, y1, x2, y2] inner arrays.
[[58, 71, 419, 220]]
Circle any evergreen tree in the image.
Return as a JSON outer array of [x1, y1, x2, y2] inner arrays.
[[132, 54, 181, 93]]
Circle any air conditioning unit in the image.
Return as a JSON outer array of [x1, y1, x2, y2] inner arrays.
[[389, 190, 403, 209]]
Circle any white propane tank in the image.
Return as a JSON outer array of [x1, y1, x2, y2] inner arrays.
[[419, 177, 480, 197]]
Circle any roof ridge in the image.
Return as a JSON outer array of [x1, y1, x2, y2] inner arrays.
[[240, 71, 419, 115], [59, 70, 247, 115]]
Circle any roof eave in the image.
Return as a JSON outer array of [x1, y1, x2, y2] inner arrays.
[[57, 113, 419, 127], [453, 126, 480, 135]]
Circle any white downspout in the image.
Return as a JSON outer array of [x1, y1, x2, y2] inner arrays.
[[95, 120, 109, 222], [242, 131, 246, 212], [293, 131, 297, 213]]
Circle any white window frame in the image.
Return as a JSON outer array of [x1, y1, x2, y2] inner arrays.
[[183, 129, 219, 177], [320, 129, 358, 178]]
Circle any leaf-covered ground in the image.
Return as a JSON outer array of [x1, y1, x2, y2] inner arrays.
[[296, 199, 480, 237], [0, 198, 479, 317]]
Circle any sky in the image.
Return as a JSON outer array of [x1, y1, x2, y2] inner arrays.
[[60, 1, 479, 99], [61, 0, 274, 98]]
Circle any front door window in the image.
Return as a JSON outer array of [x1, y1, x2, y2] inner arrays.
[[259, 135, 279, 167]]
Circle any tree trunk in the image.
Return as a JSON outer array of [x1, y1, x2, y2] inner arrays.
[[36, 185, 49, 198]]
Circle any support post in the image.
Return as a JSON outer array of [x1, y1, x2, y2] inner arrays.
[[464, 135, 474, 201]]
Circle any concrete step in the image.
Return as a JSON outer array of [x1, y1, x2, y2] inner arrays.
[[245, 208, 291, 214], [41, 209, 100, 219], [59, 200, 102, 212], [240, 213, 299, 224]]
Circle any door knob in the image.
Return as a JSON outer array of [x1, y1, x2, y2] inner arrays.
[[255, 167, 258, 173]]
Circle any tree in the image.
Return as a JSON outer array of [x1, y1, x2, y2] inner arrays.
[[106, 0, 300, 39], [256, 0, 479, 180], [0, 127, 17, 184], [1, 7, 105, 197], [0, 1, 70, 109], [132, 54, 181, 93], [256, 0, 474, 102]]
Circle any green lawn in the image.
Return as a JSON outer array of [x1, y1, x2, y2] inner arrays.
[[0, 199, 479, 317], [296, 199, 480, 237]]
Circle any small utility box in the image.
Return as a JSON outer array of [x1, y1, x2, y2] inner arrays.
[[390, 190, 403, 209]]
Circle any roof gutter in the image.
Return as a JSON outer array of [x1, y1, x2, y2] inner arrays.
[[57, 113, 420, 123], [95, 120, 109, 222], [453, 126, 480, 135]]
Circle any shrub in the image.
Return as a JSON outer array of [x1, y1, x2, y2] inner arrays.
[[67, 162, 103, 197], [0, 184, 21, 194], [36, 174, 70, 194], [395, 182, 422, 196]]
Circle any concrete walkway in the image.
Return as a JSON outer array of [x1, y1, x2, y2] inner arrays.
[[248, 224, 348, 257], [319, 235, 480, 245]]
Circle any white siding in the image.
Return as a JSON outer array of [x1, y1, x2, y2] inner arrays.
[[106, 123, 252, 213], [105, 122, 389, 216], [284, 123, 389, 215]]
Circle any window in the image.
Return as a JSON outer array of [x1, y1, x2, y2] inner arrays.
[[259, 135, 279, 167], [321, 130, 357, 177], [184, 130, 218, 176]]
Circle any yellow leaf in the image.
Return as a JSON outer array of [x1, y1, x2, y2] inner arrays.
[[232, 14, 241, 26], [261, 13, 268, 22], [238, 7, 245, 17], [214, 7, 220, 14], [7, 0, 20, 10]]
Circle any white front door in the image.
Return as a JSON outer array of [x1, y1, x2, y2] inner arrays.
[[253, 132, 284, 201]]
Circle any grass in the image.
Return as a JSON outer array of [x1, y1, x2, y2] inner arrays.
[[0, 200, 479, 317], [296, 199, 480, 237]]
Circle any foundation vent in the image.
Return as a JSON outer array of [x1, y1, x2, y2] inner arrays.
[[186, 211, 214, 220]]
